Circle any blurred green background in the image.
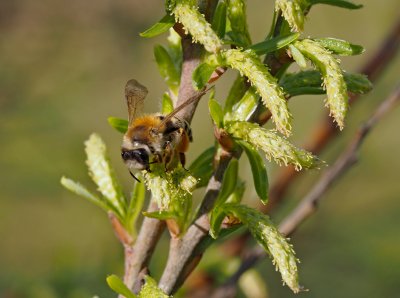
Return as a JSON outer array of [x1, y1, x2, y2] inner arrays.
[[0, 0, 399, 297]]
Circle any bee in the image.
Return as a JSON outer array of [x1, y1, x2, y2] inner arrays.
[[121, 79, 208, 181]]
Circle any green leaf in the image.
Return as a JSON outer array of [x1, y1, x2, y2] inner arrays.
[[212, 0, 227, 38], [188, 146, 215, 188], [209, 206, 227, 239], [288, 44, 307, 68], [208, 90, 224, 128], [106, 275, 137, 298], [225, 87, 259, 122], [108, 117, 128, 134], [167, 29, 183, 74], [143, 210, 177, 221], [227, 0, 252, 46], [210, 180, 245, 238], [140, 14, 175, 38], [61, 177, 108, 211], [224, 75, 248, 113], [193, 63, 217, 90], [343, 72, 373, 94], [280, 70, 372, 97], [237, 141, 269, 204], [309, 0, 363, 9], [154, 45, 180, 95], [162, 92, 174, 114], [215, 158, 239, 208], [85, 134, 125, 218], [126, 179, 146, 235], [249, 33, 300, 55], [226, 121, 321, 170], [138, 276, 170, 298], [315, 37, 364, 56], [227, 180, 246, 204], [222, 203, 301, 293]]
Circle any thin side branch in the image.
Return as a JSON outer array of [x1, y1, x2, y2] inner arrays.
[[279, 84, 400, 235], [211, 85, 400, 297], [261, 18, 400, 214]]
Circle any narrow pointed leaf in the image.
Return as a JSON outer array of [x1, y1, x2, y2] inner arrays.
[[193, 63, 217, 90], [224, 75, 248, 112], [222, 203, 301, 293], [106, 275, 137, 298], [208, 90, 224, 128], [209, 206, 227, 239], [250, 33, 300, 55], [343, 72, 373, 94], [61, 177, 108, 211], [225, 87, 259, 122], [215, 158, 239, 208], [280, 70, 372, 96], [140, 14, 176, 38], [315, 38, 364, 56], [309, 0, 363, 9], [126, 179, 146, 235], [237, 141, 269, 204], [227, 0, 252, 46], [189, 146, 215, 188], [143, 210, 178, 220], [167, 28, 183, 72], [227, 180, 246, 204], [154, 45, 180, 94], [161, 92, 174, 114], [108, 117, 128, 134], [212, 0, 227, 38]]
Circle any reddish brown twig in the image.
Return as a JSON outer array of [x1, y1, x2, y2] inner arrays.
[[211, 84, 400, 298], [262, 18, 400, 214]]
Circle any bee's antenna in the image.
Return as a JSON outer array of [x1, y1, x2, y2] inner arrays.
[[129, 171, 141, 183], [157, 85, 214, 130]]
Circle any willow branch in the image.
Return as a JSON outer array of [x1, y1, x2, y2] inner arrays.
[[159, 151, 233, 294], [211, 85, 400, 297], [120, 201, 165, 294], [261, 18, 400, 214], [279, 84, 400, 235]]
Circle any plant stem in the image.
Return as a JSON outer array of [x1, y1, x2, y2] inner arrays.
[[210, 84, 400, 298]]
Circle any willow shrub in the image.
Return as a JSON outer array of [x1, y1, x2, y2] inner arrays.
[[62, 0, 371, 296]]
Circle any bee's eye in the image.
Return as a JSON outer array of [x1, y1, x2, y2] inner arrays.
[[132, 149, 148, 162], [121, 149, 149, 165], [121, 151, 131, 160]]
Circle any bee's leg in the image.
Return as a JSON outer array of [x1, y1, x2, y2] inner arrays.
[[179, 152, 189, 171], [164, 142, 173, 172]]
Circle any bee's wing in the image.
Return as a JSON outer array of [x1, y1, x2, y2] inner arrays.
[[125, 79, 148, 125]]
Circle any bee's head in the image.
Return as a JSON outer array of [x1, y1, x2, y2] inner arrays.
[[121, 147, 150, 170]]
